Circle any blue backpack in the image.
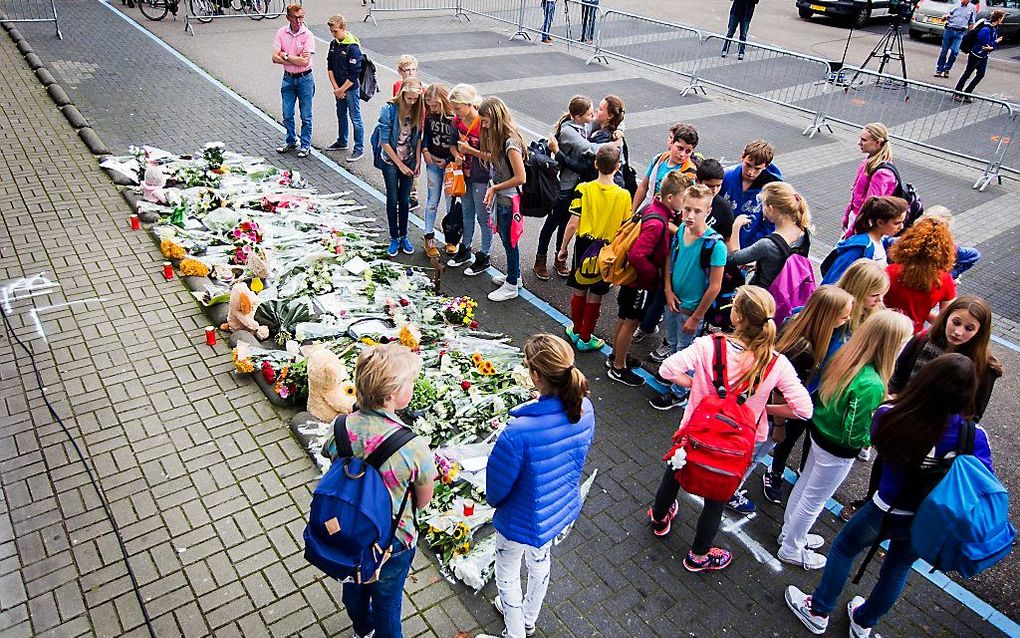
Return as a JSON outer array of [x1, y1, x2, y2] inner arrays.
[[304, 415, 417, 583], [911, 422, 1016, 578]]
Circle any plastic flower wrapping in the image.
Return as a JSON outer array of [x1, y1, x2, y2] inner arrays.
[[117, 145, 596, 589]]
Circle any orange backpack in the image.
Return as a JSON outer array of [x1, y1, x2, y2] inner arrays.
[[597, 209, 667, 286]]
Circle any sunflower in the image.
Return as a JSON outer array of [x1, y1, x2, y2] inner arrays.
[[452, 522, 469, 541], [342, 384, 356, 397], [470, 353, 484, 365], [478, 360, 496, 375]]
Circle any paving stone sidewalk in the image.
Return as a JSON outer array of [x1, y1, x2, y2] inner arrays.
[[1, 2, 1015, 638]]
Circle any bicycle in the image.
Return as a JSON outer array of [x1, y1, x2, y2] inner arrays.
[[136, 0, 180, 21], [189, 0, 272, 22]]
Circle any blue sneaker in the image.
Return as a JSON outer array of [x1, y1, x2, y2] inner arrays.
[[387, 239, 400, 257], [400, 236, 414, 255], [727, 490, 757, 515], [565, 326, 580, 345]]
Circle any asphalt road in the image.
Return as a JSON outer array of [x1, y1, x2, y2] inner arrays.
[[616, 0, 1020, 102]]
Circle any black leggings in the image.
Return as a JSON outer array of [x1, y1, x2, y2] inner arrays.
[[769, 418, 811, 475], [536, 191, 573, 257], [652, 469, 726, 555]]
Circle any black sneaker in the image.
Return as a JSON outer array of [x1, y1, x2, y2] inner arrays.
[[326, 142, 348, 151], [632, 325, 659, 343], [649, 393, 687, 411], [607, 366, 645, 387], [649, 344, 673, 363], [604, 354, 641, 370], [447, 246, 473, 268], [464, 252, 490, 276], [762, 471, 784, 504], [409, 196, 420, 212]]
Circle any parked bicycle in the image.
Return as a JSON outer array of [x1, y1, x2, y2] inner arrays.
[[134, 0, 180, 21], [189, 0, 272, 22]]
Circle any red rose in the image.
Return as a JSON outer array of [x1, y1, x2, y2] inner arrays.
[[399, 298, 410, 307], [461, 381, 471, 390], [261, 361, 276, 383], [469, 321, 478, 329]]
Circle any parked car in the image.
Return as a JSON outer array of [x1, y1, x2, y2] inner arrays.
[[910, 0, 1020, 42], [796, 0, 900, 28]]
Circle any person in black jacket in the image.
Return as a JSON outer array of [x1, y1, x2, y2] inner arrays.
[[721, 0, 758, 60], [326, 15, 365, 162]]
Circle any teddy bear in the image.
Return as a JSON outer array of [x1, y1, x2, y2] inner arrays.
[[142, 165, 168, 204], [306, 348, 356, 422], [221, 282, 269, 340]]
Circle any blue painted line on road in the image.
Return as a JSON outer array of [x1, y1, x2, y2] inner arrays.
[[97, 5, 1020, 634]]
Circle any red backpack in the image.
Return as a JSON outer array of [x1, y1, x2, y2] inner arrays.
[[663, 334, 777, 502]]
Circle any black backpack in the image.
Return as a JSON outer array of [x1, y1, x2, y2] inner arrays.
[[359, 54, 379, 102], [699, 235, 744, 333], [960, 20, 987, 55], [876, 161, 924, 231], [442, 197, 464, 246], [520, 140, 560, 218]]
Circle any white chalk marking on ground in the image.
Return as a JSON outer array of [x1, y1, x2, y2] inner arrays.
[[27, 299, 108, 342], [1, 272, 60, 313], [683, 493, 782, 572]]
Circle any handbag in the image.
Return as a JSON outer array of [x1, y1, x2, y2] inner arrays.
[[444, 161, 466, 197]]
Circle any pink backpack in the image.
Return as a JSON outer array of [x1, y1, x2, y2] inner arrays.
[[766, 233, 817, 325]]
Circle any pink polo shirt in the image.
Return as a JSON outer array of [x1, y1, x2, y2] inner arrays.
[[275, 23, 315, 74]]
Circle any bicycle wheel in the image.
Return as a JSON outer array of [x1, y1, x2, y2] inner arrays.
[[138, 0, 169, 21], [262, 0, 283, 19], [189, 0, 215, 23], [245, 0, 269, 20]]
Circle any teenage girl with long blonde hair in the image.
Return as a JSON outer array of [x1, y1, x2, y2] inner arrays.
[[778, 310, 912, 570]]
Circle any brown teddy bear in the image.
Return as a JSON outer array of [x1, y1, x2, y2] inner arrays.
[[306, 348, 356, 422], [221, 282, 269, 340]]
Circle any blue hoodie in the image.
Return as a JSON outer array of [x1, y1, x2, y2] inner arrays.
[[720, 162, 784, 248], [820, 233, 876, 285]]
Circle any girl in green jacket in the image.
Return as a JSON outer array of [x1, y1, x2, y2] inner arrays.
[[777, 310, 912, 570]]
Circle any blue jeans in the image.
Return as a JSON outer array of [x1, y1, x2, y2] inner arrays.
[[381, 163, 413, 239], [937, 28, 966, 73], [281, 73, 314, 149], [335, 88, 364, 153], [541, 0, 555, 41], [722, 11, 752, 55], [664, 307, 701, 397], [342, 538, 415, 638], [811, 501, 918, 629], [581, 0, 598, 41], [461, 181, 492, 255], [424, 162, 450, 235], [495, 201, 520, 285]]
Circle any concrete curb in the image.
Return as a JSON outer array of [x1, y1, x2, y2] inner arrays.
[[61, 104, 89, 129]]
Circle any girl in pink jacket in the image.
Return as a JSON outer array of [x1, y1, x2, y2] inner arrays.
[[648, 286, 812, 572], [843, 123, 898, 239]]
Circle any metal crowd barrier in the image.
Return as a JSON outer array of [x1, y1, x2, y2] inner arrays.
[[805, 65, 1018, 190], [184, 0, 290, 34], [0, 0, 62, 38], [362, 0, 1019, 185]]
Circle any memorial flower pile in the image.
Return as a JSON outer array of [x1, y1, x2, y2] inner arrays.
[[114, 144, 593, 589]]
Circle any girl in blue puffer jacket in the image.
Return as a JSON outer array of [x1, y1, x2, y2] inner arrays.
[[486, 334, 595, 638]]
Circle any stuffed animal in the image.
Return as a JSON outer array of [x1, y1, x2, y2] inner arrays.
[[306, 349, 356, 422], [142, 165, 168, 204], [221, 282, 269, 340]]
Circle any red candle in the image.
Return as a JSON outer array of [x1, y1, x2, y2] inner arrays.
[[205, 326, 216, 346], [463, 499, 475, 517], [162, 262, 174, 279], [130, 214, 140, 230]]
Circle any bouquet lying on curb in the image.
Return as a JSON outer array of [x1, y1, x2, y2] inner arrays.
[[112, 144, 596, 588]]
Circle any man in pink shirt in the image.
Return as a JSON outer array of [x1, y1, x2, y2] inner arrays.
[[273, 3, 315, 158]]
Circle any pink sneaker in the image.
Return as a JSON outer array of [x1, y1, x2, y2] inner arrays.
[[648, 500, 678, 537]]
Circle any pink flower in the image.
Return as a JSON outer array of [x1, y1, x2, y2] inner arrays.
[[232, 228, 242, 238], [380, 470, 400, 489], [363, 434, 385, 455]]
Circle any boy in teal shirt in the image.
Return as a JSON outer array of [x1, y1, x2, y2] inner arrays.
[[650, 184, 725, 411]]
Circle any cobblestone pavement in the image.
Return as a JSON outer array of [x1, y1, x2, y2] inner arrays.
[[1, 2, 1018, 637]]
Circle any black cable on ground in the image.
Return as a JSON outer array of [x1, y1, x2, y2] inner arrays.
[[0, 303, 158, 638]]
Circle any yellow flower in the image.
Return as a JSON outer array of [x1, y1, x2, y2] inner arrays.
[[477, 360, 496, 375], [179, 257, 210, 277], [232, 350, 254, 374], [160, 238, 186, 260], [399, 324, 421, 350], [343, 384, 356, 397], [452, 522, 469, 541], [361, 337, 378, 346], [471, 353, 483, 365]]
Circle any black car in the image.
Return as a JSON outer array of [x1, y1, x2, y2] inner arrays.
[[796, 0, 904, 27]]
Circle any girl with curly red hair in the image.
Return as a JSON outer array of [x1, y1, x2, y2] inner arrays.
[[883, 218, 957, 334]]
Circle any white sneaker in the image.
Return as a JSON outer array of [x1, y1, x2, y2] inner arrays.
[[785, 585, 829, 635], [488, 282, 519, 302], [857, 447, 872, 462], [492, 273, 522, 287], [848, 596, 873, 638], [778, 546, 827, 570], [778, 532, 825, 550], [493, 597, 535, 636]]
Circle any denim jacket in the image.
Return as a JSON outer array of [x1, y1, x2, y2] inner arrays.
[[373, 102, 421, 171]]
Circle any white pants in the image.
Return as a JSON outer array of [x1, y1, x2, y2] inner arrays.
[[494, 532, 552, 638], [780, 443, 855, 555]]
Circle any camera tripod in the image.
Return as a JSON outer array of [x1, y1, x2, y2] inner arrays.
[[848, 13, 909, 90]]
